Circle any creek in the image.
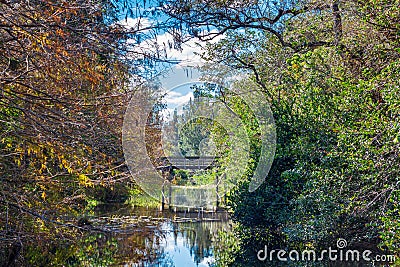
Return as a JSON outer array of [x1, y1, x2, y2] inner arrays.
[[88, 204, 231, 266]]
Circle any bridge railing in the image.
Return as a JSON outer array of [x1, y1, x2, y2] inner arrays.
[[158, 156, 218, 170]]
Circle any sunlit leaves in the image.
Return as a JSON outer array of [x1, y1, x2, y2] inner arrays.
[[0, 1, 131, 260], [194, 0, 400, 261]]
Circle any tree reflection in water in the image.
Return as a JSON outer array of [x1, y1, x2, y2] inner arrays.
[[15, 204, 230, 266], [109, 205, 230, 266]]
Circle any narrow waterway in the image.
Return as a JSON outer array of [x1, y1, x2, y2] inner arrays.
[[17, 204, 388, 266], [92, 204, 231, 266]]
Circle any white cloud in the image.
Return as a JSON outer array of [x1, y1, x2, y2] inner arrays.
[[138, 31, 203, 68], [163, 91, 182, 98], [160, 90, 194, 121], [161, 107, 174, 121], [164, 91, 194, 106], [157, 30, 225, 68], [116, 17, 153, 32], [124, 22, 226, 118], [125, 21, 225, 69]]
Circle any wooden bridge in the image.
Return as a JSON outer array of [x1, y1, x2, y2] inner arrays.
[[157, 156, 218, 171]]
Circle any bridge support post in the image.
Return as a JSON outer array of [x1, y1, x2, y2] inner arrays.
[[162, 184, 164, 210], [216, 174, 219, 209], [168, 184, 172, 211]]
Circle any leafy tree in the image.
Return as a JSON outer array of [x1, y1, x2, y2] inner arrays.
[[0, 0, 162, 264], [154, 0, 400, 264]]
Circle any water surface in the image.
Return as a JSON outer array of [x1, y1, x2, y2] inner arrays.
[[92, 204, 230, 266]]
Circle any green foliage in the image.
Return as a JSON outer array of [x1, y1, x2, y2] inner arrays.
[[2, 0, 400, 265], [380, 191, 400, 253], [213, 227, 242, 267], [127, 186, 160, 208], [24, 234, 118, 267], [193, 0, 400, 264], [178, 117, 214, 157], [172, 169, 191, 185], [192, 170, 217, 186]]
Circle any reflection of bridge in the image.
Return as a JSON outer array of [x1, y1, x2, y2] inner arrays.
[[157, 156, 218, 171]]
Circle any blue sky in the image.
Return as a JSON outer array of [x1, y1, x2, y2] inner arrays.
[[159, 69, 201, 120], [115, 12, 224, 121]]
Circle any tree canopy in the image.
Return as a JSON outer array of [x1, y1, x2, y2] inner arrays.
[[1, 0, 399, 265]]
